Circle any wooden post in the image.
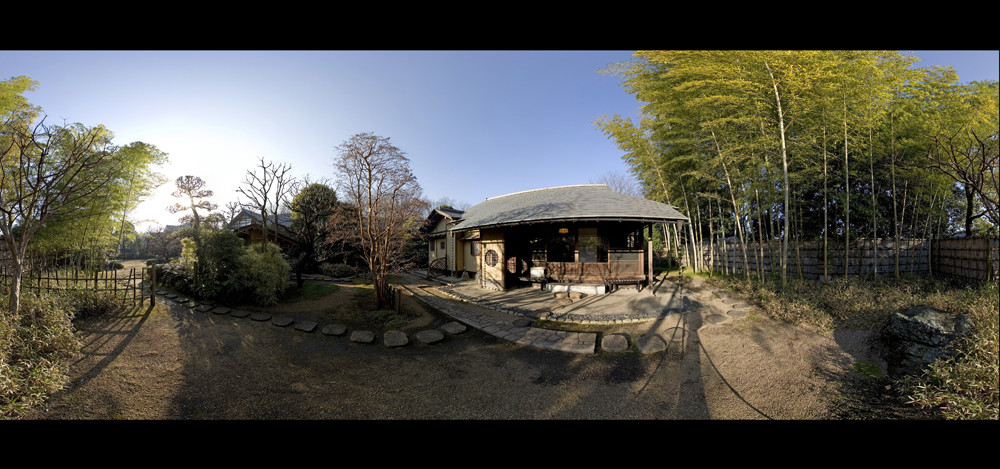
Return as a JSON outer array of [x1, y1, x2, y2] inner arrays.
[[647, 224, 654, 296], [150, 266, 156, 306]]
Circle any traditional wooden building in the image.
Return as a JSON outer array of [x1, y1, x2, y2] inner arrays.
[[231, 209, 297, 248], [427, 184, 687, 293]]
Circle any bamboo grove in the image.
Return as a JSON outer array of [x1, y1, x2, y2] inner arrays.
[[596, 50, 999, 283]]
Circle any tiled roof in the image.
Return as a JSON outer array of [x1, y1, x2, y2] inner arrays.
[[450, 184, 687, 231]]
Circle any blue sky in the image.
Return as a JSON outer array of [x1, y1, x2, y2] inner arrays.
[[2, 50, 997, 232]]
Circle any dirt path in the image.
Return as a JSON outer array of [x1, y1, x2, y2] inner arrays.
[[16, 276, 928, 420]]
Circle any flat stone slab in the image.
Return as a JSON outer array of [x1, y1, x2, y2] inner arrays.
[[730, 303, 752, 310], [636, 335, 667, 354], [230, 309, 250, 318], [250, 312, 272, 321], [322, 324, 347, 336], [165, 293, 177, 299], [601, 333, 630, 353], [415, 329, 444, 344], [350, 330, 375, 343], [441, 322, 467, 335], [661, 327, 687, 342], [295, 321, 318, 332], [706, 314, 730, 324], [194, 304, 214, 312], [212, 307, 231, 315], [728, 309, 748, 318], [512, 318, 532, 327], [383, 330, 409, 347], [271, 316, 294, 327]]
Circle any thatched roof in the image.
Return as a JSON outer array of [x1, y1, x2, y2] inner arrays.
[[450, 184, 687, 231]]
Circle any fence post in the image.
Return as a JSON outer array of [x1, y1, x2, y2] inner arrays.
[[150, 265, 157, 307], [988, 237, 995, 282]]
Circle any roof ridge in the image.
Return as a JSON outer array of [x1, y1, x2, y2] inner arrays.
[[485, 184, 607, 201]]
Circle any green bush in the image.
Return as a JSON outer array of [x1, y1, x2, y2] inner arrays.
[[1, 293, 80, 417], [320, 263, 357, 278], [234, 243, 290, 306]]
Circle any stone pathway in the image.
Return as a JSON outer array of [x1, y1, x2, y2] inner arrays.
[[151, 272, 755, 357], [153, 288, 467, 349]]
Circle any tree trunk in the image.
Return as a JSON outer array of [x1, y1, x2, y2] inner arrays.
[[765, 60, 791, 286], [844, 98, 851, 279]]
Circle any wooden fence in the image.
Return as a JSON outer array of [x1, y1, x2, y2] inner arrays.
[[680, 237, 999, 283], [0, 262, 149, 307]]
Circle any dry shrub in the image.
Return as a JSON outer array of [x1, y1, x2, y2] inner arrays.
[[0, 293, 81, 417]]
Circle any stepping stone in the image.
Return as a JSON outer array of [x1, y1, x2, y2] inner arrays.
[[415, 329, 444, 344], [661, 327, 687, 342], [212, 307, 231, 315], [636, 335, 668, 354], [601, 333, 630, 353], [165, 293, 177, 299], [195, 304, 214, 312], [730, 303, 752, 310], [727, 309, 748, 318], [706, 314, 729, 324], [322, 324, 347, 336], [350, 330, 375, 343], [272, 316, 293, 327], [383, 330, 409, 347], [295, 321, 318, 332], [512, 318, 532, 327], [156, 290, 168, 295], [722, 297, 741, 305], [250, 312, 272, 321], [441, 322, 467, 335], [230, 309, 250, 318]]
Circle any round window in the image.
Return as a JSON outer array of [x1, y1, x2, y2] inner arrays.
[[485, 249, 499, 267]]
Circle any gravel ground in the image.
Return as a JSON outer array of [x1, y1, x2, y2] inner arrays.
[[16, 278, 931, 420]]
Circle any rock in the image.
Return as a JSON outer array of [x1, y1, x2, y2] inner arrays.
[[553, 291, 569, 299], [295, 321, 317, 332], [384, 330, 408, 347], [636, 335, 668, 354], [706, 314, 729, 324], [271, 317, 293, 327], [250, 312, 272, 322], [350, 330, 375, 343], [881, 305, 972, 377], [441, 322, 467, 334], [568, 291, 585, 300], [512, 318, 532, 327], [415, 329, 444, 344], [212, 307, 231, 315], [322, 324, 347, 336], [230, 309, 250, 318], [601, 333, 630, 353]]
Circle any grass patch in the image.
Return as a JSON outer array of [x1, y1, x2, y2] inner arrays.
[[337, 282, 415, 332], [282, 282, 340, 302], [853, 361, 882, 379]]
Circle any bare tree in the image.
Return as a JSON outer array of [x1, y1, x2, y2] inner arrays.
[[926, 128, 999, 231], [221, 200, 242, 229], [238, 157, 295, 248], [334, 132, 428, 307], [590, 170, 643, 197]]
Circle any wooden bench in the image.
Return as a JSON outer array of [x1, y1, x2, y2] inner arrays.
[[607, 277, 644, 292]]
